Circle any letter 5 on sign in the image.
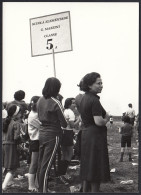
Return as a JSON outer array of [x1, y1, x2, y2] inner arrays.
[[30, 11, 73, 57]]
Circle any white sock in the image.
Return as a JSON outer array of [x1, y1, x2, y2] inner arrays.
[[28, 173, 37, 189]]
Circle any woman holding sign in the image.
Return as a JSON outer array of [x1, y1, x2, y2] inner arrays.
[[78, 72, 110, 192], [37, 77, 67, 193]]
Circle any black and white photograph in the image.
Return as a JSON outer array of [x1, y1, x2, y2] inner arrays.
[[2, 1, 139, 193]]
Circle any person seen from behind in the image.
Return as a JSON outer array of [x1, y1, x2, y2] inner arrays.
[[78, 72, 111, 192], [37, 77, 67, 193], [2, 105, 24, 191], [126, 103, 135, 126], [58, 98, 80, 184], [6, 90, 28, 116], [27, 96, 41, 192], [119, 115, 133, 162]]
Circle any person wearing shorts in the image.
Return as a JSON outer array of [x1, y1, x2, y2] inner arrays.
[[119, 115, 133, 162], [58, 98, 80, 184], [28, 96, 40, 192]]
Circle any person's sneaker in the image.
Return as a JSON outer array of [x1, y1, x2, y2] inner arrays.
[[58, 176, 69, 185]]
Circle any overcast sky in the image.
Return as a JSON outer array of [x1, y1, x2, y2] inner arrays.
[[2, 2, 139, 115]]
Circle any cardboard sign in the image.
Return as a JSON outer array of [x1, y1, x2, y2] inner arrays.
[[30, 11, 73, 56]]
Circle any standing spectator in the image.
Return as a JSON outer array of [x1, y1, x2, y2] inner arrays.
[[126, 103, 135, 126], [37, 77, 67, 193], [58, 98, 80, 184], [69, 98, 80, 130], [2, 105, 24, 191], [119, 115, 133, 162], [78, 72, 110, 192], [109, 116, 113, 128], [27, 96, 40, 192], [6, 90, 28, 116]]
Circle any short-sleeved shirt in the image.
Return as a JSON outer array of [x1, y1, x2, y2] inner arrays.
[[126, 108, 135, 118], [120, 123, 133, 137], [28, 111, 40, 140], [80, 92, 106, 127]]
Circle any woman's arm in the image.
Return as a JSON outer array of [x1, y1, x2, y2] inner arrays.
[[93, 113, 110, 126]]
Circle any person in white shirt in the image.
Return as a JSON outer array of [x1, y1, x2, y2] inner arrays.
[[58, 98, 80, 184], [126, 103, 135, 126], [27, 96, 40, 192]]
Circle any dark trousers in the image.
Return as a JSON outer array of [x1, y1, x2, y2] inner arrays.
[[37, 136, 59, 193]]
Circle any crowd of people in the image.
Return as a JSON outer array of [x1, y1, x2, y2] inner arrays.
[[2, 72, 139, 193]]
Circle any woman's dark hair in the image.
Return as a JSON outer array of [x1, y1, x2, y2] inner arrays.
[[14, 90, 25, 101], [29, 96, 40, 112], [42, 77, 61, 99], [3, 104, 18, 133], [79, 72, 100, 92], [64, 98, 75, 109]]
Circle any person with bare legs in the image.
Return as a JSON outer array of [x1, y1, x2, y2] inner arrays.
[[119, 115, 133, 162]]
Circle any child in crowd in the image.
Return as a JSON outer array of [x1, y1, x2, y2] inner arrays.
[[58, 98, 80, 184], [2, 105, 25, 191], [119, 115, 133, 162], [6, 90, 28, 116], [27, 96, 40, 192], [109, 116, 113, 128]]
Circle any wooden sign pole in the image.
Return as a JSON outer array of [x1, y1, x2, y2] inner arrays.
[[52, 48, 56, 77]]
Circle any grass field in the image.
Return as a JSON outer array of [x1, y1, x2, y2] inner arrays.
[[3, 119, 139, 193]]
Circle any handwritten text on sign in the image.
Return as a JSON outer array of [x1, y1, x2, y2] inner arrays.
[[30, 11, 72, 56]]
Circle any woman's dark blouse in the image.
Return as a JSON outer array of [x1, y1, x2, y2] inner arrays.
[[80, 92, 106, 127]]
